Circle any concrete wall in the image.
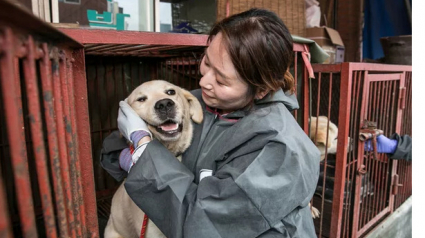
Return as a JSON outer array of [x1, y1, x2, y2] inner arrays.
[[365, 196, 412, 238]]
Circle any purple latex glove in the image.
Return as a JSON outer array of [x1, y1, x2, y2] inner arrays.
[[119, 148, 133, 172], [118, 131, 151, 172], [364, 135, 398, 154], [130, 130, 150, 147]]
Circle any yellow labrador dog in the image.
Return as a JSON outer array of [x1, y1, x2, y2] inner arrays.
[[104, 80, 203, 238]]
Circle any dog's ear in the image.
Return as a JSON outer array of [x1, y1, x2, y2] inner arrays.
[[181, 89, 203, 124], [126, 90, 137, 106]]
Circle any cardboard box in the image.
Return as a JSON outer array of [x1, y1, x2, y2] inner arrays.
[[306, 27, 345, 64]]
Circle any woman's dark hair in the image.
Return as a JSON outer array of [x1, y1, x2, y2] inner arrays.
[[208, 8, 294, 102]]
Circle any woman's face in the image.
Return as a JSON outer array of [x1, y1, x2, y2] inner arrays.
[[199, 33, 251, 114]]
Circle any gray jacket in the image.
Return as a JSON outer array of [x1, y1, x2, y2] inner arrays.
[[101, 89, 320, 238]]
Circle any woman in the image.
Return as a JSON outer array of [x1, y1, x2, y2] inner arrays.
[[101, 8, 320, 238]]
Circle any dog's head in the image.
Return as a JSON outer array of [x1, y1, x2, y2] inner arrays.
[[309, 116, 353, 161], [127, 80, 203, 155]]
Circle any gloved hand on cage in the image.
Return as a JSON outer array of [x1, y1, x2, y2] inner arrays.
[[117, 99, 152, 171], [364, 135, 398, 154]]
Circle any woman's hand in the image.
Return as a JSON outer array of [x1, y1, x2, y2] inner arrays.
[[118, 100, 152, 145]]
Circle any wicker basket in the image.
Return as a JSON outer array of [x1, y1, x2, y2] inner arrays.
[[216, 0, 306, 37]]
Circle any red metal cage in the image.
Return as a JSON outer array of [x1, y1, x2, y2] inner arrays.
[[0, 0, 97, 237], [0, 1, 312, 236], [309, 63, 412, 238], [1, 1, 412, 237]]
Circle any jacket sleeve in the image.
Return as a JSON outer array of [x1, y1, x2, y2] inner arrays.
[[124, 137, 320, 238], [389, 133, 412, 161], [100, 130, 129, 182]]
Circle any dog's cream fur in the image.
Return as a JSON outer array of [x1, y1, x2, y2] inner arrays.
[[104, 80, 203, 238], [307, 116, 338, 219], [308, 116, 353, 219], [309, 116, 339, 161]]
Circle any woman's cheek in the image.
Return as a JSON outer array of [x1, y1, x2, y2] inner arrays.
[[199, 63, 206, 76]]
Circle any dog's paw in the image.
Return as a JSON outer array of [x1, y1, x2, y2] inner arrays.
[[310, 205, 321, 219]]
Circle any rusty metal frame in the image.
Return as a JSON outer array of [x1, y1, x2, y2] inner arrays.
[[0, 0, 98, 236]]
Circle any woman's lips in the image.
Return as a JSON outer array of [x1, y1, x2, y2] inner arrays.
[[202, 90, 213, 99]]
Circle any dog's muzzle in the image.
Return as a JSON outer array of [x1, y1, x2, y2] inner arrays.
[[154, 99, 182, 137], [155, 99, 176, 119]]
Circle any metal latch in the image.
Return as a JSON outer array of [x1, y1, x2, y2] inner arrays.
[[392, 174, 403, 195], [357, 164, 367, 175], [359, 120, 384, 161]]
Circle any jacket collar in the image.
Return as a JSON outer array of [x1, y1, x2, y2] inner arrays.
[[205, 89, 299, 120], [254, 89, 299, 111]]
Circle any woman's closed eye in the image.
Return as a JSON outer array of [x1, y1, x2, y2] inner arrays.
[[216, 80, 225, 86]]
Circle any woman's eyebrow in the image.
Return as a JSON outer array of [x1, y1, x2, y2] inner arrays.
[[205, 51, 230, 80]]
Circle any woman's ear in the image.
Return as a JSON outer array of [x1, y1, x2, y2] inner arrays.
[[255, 89, 270, 100]]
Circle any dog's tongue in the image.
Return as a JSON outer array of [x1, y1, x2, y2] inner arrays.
[[160, 122, 179, 131]]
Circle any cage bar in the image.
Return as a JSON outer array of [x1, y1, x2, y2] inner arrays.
[[39, 43, 70, 237], [22, 35, 58, 237], [0, 168, 12, 237], [51, 49, 78, 238], [59, 53, 83, 237], [0, 27, 38, 238]]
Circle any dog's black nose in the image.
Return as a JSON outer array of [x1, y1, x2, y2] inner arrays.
[[155, 99, 175, 112]]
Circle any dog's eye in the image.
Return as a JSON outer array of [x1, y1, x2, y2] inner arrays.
[[166, 89, 176, 95], [137, 96, 147, 102]]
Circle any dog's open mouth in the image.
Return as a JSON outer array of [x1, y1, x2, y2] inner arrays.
[[156, 120, 182, 136]]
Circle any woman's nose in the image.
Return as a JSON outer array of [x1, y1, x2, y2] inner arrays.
[[199, 73, 213, 90]]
